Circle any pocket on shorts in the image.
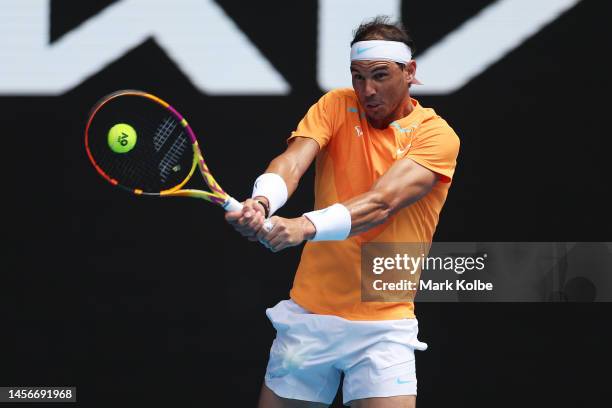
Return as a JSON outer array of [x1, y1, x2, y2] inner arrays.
[[369, 359, 416, 384], [364, 341, 417, 384]]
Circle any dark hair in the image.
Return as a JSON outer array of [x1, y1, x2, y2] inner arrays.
[[350, 15, 416, 55]]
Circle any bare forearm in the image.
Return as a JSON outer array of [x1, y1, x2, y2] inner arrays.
[[263, 154, 301, 197], [343, 191, 392, 236], [343, 163, 438, 236]]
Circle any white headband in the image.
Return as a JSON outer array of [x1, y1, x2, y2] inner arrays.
[[350, 40, 422, 84], [350, 40, 412, 63]]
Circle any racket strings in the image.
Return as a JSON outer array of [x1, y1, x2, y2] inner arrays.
[[153, 116, 177, 152], [158, 131, 188, 183]]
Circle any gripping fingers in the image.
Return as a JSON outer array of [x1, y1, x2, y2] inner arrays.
[[265, 223, 295, 252], [224, 210, 242, 224], [267, 232, 291, 252], [247, 212, 264, 231]]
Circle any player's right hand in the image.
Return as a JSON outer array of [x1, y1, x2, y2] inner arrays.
[[225, 198, 267, 241]]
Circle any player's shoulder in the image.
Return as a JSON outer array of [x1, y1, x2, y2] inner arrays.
[[325, 87, 357, 99], [413, 101, 460, 141], [319, 88, 358, 106]]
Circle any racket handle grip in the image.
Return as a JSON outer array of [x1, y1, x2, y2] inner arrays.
[[222, 196, 243, 212], [223, 196, 274, 232], [263, 219, 274, 232]]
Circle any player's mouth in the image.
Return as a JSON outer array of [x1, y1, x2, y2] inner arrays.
[[365, 102, 383, 111]]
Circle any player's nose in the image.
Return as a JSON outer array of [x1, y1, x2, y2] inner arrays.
[[363, 79, 377, 96]]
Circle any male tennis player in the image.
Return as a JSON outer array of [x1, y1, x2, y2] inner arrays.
[[226, 16, 459, 408]]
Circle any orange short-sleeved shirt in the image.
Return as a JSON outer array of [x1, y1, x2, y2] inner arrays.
[[287, 88, 460, 320]]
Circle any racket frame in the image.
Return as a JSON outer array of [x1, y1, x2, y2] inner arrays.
[[84, 89, 241, 211]]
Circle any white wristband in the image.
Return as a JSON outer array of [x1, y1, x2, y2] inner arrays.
[[252, 173, 288, 216], [303, 203, 351, 241]]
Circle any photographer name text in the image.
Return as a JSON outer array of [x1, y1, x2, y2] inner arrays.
[[372, 279, 493, 291]]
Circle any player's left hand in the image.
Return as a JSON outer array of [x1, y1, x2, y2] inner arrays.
[[225, 198, 267, 240], [257, 216, 315, 252]]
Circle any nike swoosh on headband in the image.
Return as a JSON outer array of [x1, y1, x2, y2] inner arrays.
[[357, 46, 377, 54]]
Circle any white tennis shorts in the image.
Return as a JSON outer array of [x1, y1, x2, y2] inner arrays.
[[264, 299, 428, 405]]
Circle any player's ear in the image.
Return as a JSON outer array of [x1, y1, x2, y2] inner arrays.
[[405, 60, 417, 84]]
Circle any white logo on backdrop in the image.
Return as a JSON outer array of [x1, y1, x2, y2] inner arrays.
[[0, 0, 581, 95]]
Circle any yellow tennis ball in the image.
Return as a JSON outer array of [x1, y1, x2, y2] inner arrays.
[[108, 123, 137, 153]]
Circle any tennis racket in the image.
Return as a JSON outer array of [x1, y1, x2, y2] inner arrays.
[[84, 89, 272, 230]]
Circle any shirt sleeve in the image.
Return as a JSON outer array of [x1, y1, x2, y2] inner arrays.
[[405, 121, 460, 183], [287, 91, 336, 149]]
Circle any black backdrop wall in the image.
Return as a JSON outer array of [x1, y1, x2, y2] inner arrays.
[[2, 1, 611, 407]]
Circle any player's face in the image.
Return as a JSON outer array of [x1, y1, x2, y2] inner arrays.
[[350, 60, 414, 128]]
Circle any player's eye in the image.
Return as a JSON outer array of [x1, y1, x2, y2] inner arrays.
[[374, 72, 388, 80]]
